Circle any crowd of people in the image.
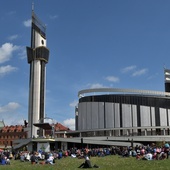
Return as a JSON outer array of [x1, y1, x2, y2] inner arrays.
[[15, 150, 63, 165], [119, 143, 170, 161], [0, 150, 12, 165], [0, 142, 170, 167]]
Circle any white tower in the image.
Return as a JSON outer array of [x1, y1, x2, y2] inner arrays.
[[26, 11, 49, 138]]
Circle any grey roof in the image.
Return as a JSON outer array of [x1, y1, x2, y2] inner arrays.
[[78, 88, 170, 98]]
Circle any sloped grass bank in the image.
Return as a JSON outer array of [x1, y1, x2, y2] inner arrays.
[[0, 155, 170, 170]]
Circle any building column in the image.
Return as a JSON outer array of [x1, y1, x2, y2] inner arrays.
[[144, 129, 147, 136]]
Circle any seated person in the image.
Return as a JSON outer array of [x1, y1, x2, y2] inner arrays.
[[30, 152, 38, 164], [26, 152, 30, 161], [20, 154, 25, 162], [142, 152, 153, 160], [46, 153, 54, 164], [0, 155, 6, 165], [78, 155, 92, 168], [0, 158, 6, 165], [6, 158, 10, 165], [78, 155, 99, 168]]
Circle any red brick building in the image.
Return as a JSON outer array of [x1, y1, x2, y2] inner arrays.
[[0, 122, 70, 149], [0, 125, 27, 148], [45, 122, 71, 138]]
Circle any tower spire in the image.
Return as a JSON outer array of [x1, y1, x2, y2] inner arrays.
[[32, 2, 34, 12]]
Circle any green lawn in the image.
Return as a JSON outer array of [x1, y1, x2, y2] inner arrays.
[[0, 155, 170, 170]]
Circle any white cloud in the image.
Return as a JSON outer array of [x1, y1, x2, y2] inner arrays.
[[147, 73, 158, 80], [3, 116, 26, 126], [7, 11, 16, 15], [88, 83, 105, 88], [63, 118, 75, 130], [18, 46, 26, 59], [132, 68, 148, 77], [69, 100, 78, 107], [106, 76, 119, 82], [44, 118, 56, 124], [23, 19, 31, 27], [0, 102, 20, 113], [0, 43, 20, 64], [121, 65, 136, 73], [121, 65, 148, 77], [8, 34, 18, 41], [10, 119, 25, 126], [49, 15, 58, 20], [0, 65, 18, 76]]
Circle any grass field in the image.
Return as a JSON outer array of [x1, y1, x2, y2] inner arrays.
[[0, 155, 170, 170]]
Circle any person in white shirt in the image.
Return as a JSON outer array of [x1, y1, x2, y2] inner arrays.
[[46, 153, 54, 164], [143, 152, 153, 160]]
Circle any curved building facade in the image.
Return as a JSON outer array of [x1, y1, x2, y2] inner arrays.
[[76, 88, 170, 138]]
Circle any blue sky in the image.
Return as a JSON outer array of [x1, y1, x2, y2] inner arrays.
[[0, 0, 170, 130]]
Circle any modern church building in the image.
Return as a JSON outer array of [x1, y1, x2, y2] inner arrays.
[[74, 69, 170, 145]]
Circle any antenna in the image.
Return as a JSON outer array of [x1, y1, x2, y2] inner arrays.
[[163, 64, 166, 70], [32, 2, 34, 11]]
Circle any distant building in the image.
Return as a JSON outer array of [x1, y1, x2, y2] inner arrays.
[[45, 122, 70, 138], [0, 125, 27, 149], [0, 121, 5, 130]]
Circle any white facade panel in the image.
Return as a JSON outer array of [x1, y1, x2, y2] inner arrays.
[[132, 105, 137, 127], [105, 103, 114, 128], [131, 104, 137, 134], [114, 103, 120, 128], [140, 106, 151, 127], [159, 108, 167, 126], [168, 109, 170, 126], [78, 103, 83, 130], [122, 104, 132, 128], [28, 64, 34, 138], [98, 102, 104, 129], [92, 102, 99, 129], [44, 67, 47, 119], [82, 102, 87, 130], [86, 102, 92, 130], [151, 107, 155, 126], [32, 60, 41, 137], [35, 31, 47, 47]]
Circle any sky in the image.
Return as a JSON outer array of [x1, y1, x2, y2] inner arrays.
[[1, 0, 170, 130]]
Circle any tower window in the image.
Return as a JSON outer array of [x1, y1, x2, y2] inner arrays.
[[41, 40, 44, 45]]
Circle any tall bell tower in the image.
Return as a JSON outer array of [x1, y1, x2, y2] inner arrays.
[[26, 9, 49, 138]]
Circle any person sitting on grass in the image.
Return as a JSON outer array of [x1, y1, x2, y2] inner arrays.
[[122, 148, 129, 157], [78, 154, 99, 168], [142, 151, 153, 160], [78, 155, 92, 168], [30, 152, 38, 164], [25, 152, 30, 161], [0, 154, 10, 165], [46, 153, 54, 165], [20, 153, 25, 162], [0, 157, 6, 165]]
